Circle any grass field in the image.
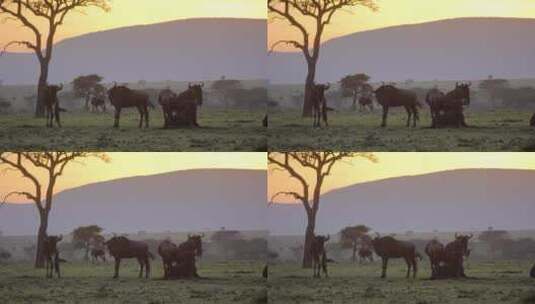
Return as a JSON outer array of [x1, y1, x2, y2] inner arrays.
[[0, 261, 266, 304], [0, 109, 266, 151], [269, 260, 535, 304], [268, 108, 535, 151]]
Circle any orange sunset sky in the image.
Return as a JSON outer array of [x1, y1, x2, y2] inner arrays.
[[269, 153, 535, 203], [0, 152, 266, 204], [269, 0, 535, 51]]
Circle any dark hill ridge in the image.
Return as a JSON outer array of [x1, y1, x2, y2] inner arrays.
[[268, 17, 535, 83], [0, 18, 267, 84], [267, 168, 535, 234], [0, 169, 266, 235]]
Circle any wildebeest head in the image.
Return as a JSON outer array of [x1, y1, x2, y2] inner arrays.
[[454, 233, 473, 257], [188, 83, 204, 107], [45, 234, 63, 245], [313, 234, 330, 248], [187, 233, 204, 257], [46, 83, 63, 96], [313, 83, 330, 100], [454, 82, 471, 106]]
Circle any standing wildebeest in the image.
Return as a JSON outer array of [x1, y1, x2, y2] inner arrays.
[[428, 82, 471, 128], [358, 247, 374, 263], [158, 239, 177, 279], [310, 234, 329, 278], [443, 233, 472, 278], [107, 83, 150, 128], [371, 235, 422, 279], [105, 236, 153, 279], [157, 88, 177, 128], [90, 248, 106, 263], [425, 239, 445, 278], [43, 84, 64, 128], [158, 234, 204, 279], [358, 96, 374, 112], [160, 83, 204, 128], [43, 234, 63, 278], [311, 83, 330, 128], [530, 263, 535, 278], [90, 95, 106, 113], [530, 113, 535, 127], [374, 85, 421, 128], [425, 87, 445, 125]]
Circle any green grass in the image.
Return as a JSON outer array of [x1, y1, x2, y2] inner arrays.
[[268, 108, 535, 151], [269, 260, 535, 304], [0, 109, 266, 151], [0, 261, 266, 304]]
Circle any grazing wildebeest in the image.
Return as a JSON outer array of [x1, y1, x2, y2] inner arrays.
[[429, 82, 471, 128], [90, 248, 106, 263], [530, 113, 535, 127], [443, 233, 472, 278], [104, 236, 153, 279], [43, 234, 63, 278], [425, 239, 445, 279], [107, 83, 150, 128], [358, 247, 374, 263], [371, 235, 421, 279], [161, 83, 204, 128], [374, 84, 421, 128], [43, 84, 64, 128], [157, 239, 178, 279], [310, 234, 329, 278], [90, 95, 106, 113], [311, 83, 330, 128]]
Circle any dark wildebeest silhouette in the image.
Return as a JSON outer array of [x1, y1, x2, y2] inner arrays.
[[371, 235, 422, 279], [425, 87, 445, 125], [358, 247, 374, 263], [425, 239, 445, 279], [374, 84, 421, 128], [107, 83, 150, 128], [263, 114, 268, 128], [158, 234, 204, 279], [262, 264, 268, 279], [358, 96, 374, 112], [104, 236, 153, 279], [158, 88, 177, 128], [311, 83, 330, 128], [530, 263, 535, 278], [428, 82, 471, 128], [90, 248, 106, 263], [443, 233, 472, 278], [168, 250, 197, 279], [159, 84, 204, 128], [43, 84, 65, 128], [530, 113, 535, 127], [157, 239, 178, 279], [90, 95, 106, 113], [310, 234, 329, 278], [43, 234, 63, 278]]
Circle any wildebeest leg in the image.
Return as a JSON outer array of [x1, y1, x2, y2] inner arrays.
[[412, 106, 418, 128], [113, 258, 121, 278], [405, 257, 411, 278], [55, 254, 61, 278], [381, 106, 388, 127], [381, 257, 388, 278], [114, 107, 121, 128], [405, 106, 411, 127], [136, 106, 143, 128], [137, 257, 144, 278], [55, 105, 62, 128], [144, 106, 149, 128], [145, 256, 150, 278], [412, 257, 417, 279], [460, 112, 468, 128], [321, 252, 328, 278]]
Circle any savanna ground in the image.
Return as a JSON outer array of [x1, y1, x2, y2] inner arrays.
[[269, 260, 535, 304], [0, 109, 266, 151], [0, 261, 266, 304], [268, 108, 535, 151]]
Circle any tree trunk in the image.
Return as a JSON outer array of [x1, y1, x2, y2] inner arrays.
[[35, 210, 49, 268], [302, 211, 316, 268], [302, 61, 317, 117], [35, 60, 49, 117]]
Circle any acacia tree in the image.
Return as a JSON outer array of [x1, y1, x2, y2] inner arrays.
[[0, 0, 111, 116], [339, 224, 370, 262], [0, 152, 109, 267], [268, 0, 378, 116], [71, 74, 104, 110], [339, 73, 370, 110], [268, 152, 376, 267], [72, 224, 104, 261]]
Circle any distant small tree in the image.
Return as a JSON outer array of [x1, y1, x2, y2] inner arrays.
[[0, 248, 11, 263], [72, 74, 104, 109], [339, 225, 370, 262], [0, 96, 11, 113], [339, 73, 371, 110], [478, 227, 510, 258], [211, 78, 243, 107], [479, 75, 509, 107], [72, 225, 104, 261]]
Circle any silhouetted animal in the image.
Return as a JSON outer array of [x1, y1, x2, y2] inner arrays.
[[358, 247, 374, 263], [371, 235, 421, 279], [429, 82, 471, 128], [425, 87, 445, 124], [158, 239, 178, 279], [263, 115, 268, 128], [43, 234, 63, 278], [104, 236, 153, 279], [311, 83, 330, 128], [167, 250, 197, 279], [358, 96, 374, 112], [374, 85, 420, 128], [90, 95, 106, 112], [161, 234, 204, 279], [43, 84, 65, 128], [263, 264, 268, 279], [530, 263, 535, 278], [443, 233, 472, 278], [107, 84, 150, 128], [90, 248, 106, 263], [425, 239, 445, 278], [310, 234, 329, 278], [530, 113, 535, 127], [158, 88, 177, 128], [160, 84, 204, 128]]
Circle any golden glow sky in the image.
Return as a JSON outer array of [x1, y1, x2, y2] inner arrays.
[[269, 0, 535, 51], [269, 153, 535, 203], [0, 0, 266, 52], [1, 152, 266, 204]]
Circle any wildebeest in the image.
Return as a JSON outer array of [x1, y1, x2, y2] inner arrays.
[[443, 233, 472, 278], [157, 239, 177, 279], [90, 248, 106, 263], [90, 95, 106, 113], [158, 234, 204, 279], [168, 250, 197, 279], [107, 83, 150, 128], [43, 84, 65, 128], [43, 234, 63, 278], [428, 82, 471, 128], [425, 87, 445, 125], [374, 84, 421, 128], [263, 264, 268, 279], [371, 235, 421, 279], [425, 239, 445, 278], [311, 83, 330, 128], [310, 234, 329, 278], [263, 114, 268, 128], [358, 96, 374, 112], [530, 263, 535, 278], [358, 247, 374, 263], [158, 88, 177, 128], [159, 84, 204, 128], [530, 113, 535, 127], [104, 236, 153, 279]]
